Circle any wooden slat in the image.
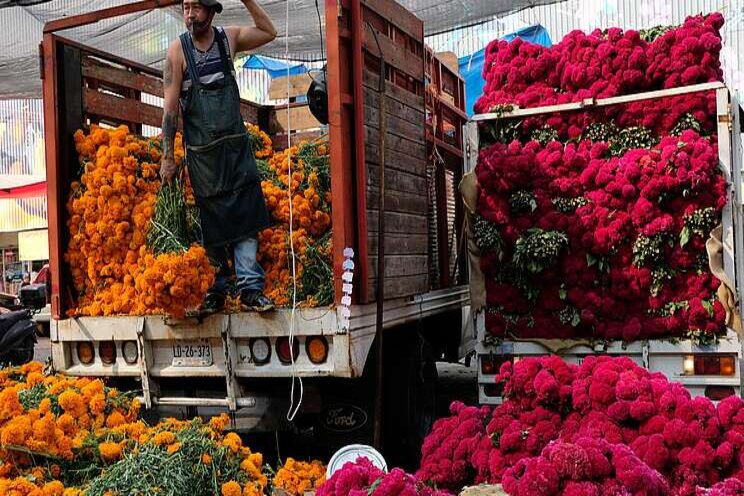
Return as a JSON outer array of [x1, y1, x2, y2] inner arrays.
[[83, 88, 162, 129], [269, 73, 313, 100], [363, 89, 424, 127], [361, 0, 423, 40], [82, 57, 163, 95], [365, 107, 423, 143], [366, 127, 426, 157], [363, 24, 423, 81], [368, 254, 429, 278], [366, 164, 427, 195], [270, 105, 321, 133], [367, 274, 429, 300], [366, 209, 428, 234], [367, 188, 428, 215], [364, 142, 426, 176], [368, 233, 428, 255], [363, 69, 424, 108]]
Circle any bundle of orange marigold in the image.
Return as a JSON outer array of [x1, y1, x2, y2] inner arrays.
[[0, 362, 269, 496], [257, 140, 333, 307], [67, 125, 214, 318], [272, 457, 327, 495]]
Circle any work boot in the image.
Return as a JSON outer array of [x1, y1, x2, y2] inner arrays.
[[240, 290, 274, 313], [199, 292, 226, 315]]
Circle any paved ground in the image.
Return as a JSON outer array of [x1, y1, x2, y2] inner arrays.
[[437, 358, 478, 408], [34, 335, 51, 363]]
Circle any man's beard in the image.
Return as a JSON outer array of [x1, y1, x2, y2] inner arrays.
[[187, 18, 210, 34]]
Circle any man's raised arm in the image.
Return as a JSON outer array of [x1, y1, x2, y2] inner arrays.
[[228, 0, 277, 54]]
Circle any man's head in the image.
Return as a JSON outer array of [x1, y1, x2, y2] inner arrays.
[[182, 0, 222, 35]]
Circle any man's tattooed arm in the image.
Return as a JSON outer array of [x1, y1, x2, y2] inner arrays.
[[160, 44, 183, 183]]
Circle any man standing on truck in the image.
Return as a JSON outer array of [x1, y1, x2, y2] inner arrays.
[[160, 0, 277, 313]]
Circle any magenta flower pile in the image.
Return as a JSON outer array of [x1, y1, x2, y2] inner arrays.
[[415, 356, 744, 495], [473, 14, 729, 343]]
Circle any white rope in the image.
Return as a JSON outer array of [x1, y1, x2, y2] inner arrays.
[[285, 0, 304, 423]]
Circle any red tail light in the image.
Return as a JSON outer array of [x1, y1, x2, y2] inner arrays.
[[276, 337, 300, 365], [480, 355, 512, 375], [684, 355, 737, 376], [99, 341, 116, 365]]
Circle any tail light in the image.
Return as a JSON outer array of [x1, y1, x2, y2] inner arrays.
[[480, 355, 512, 375], [683, 355, 736, 376], [250, 338, 271, 365], [99, 341, 116, 365], [276, 337, 300, 365], [305, 336, 329, 364], [77, 342, 94, 365], [122, 341, 138, 364], [705, 386, 735, 401]]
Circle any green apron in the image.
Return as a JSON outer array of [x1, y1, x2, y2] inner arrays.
[[179, 28, 270, 247]]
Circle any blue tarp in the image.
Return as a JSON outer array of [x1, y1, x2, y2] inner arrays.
[[458, 24, 552, 116], [242, 55, 307, 79]]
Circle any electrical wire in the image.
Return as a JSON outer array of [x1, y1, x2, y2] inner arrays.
[[285, 0, 303, 423]]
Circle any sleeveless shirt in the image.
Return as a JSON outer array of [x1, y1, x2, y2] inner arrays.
[[181, 26, 235, 95]]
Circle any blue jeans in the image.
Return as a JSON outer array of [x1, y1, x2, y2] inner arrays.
[[208, 237, 265, 295]]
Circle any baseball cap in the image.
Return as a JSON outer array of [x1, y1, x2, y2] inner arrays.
[[199, 0, 223, 13]]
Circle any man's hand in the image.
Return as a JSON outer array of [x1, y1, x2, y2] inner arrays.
[[160, 157, 178, 184]]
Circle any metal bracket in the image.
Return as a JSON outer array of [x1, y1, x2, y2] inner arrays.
[[136, 317, 154, 410], [222, 315, 238, 413]]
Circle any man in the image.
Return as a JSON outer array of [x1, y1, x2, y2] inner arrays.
[[161, 0, 276, 313]]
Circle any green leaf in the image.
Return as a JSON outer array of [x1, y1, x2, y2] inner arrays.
[[571, 312, 581, 327], [587, 254, 597, 267], [368, 477, 383, 495], [702, 299, 715, 318], [680, 227, 691, 248], [559, 286, 567, 300]]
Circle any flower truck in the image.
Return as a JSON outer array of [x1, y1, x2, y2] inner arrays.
[[41, 0, 470, 462], [466, 14, 744, 404]]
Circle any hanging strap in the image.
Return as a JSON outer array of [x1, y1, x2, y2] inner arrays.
[[179, 31, 202, 90], [214, 26, 232, 78]]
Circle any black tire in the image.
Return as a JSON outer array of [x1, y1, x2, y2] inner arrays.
[[10, 334, 35, 365]]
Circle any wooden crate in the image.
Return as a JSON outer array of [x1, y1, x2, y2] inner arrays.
[[266, 74, 324, 150]]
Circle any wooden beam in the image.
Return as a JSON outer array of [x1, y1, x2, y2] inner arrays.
[[363, 24, 424, 81], [361, 0, 423, 40], [83, 88, 163, 129], [472, 81, 726, 122], [82, 57, 163, 95], [44, 0, 180, 34]]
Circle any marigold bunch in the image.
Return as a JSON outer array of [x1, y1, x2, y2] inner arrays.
[[272, 458, 326, 495], [67, 125, 215, 318], [257, 140, 333, 307], [0, 363, 269, 496]]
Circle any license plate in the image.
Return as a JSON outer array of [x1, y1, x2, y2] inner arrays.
[[171, 340, 213, 366]]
